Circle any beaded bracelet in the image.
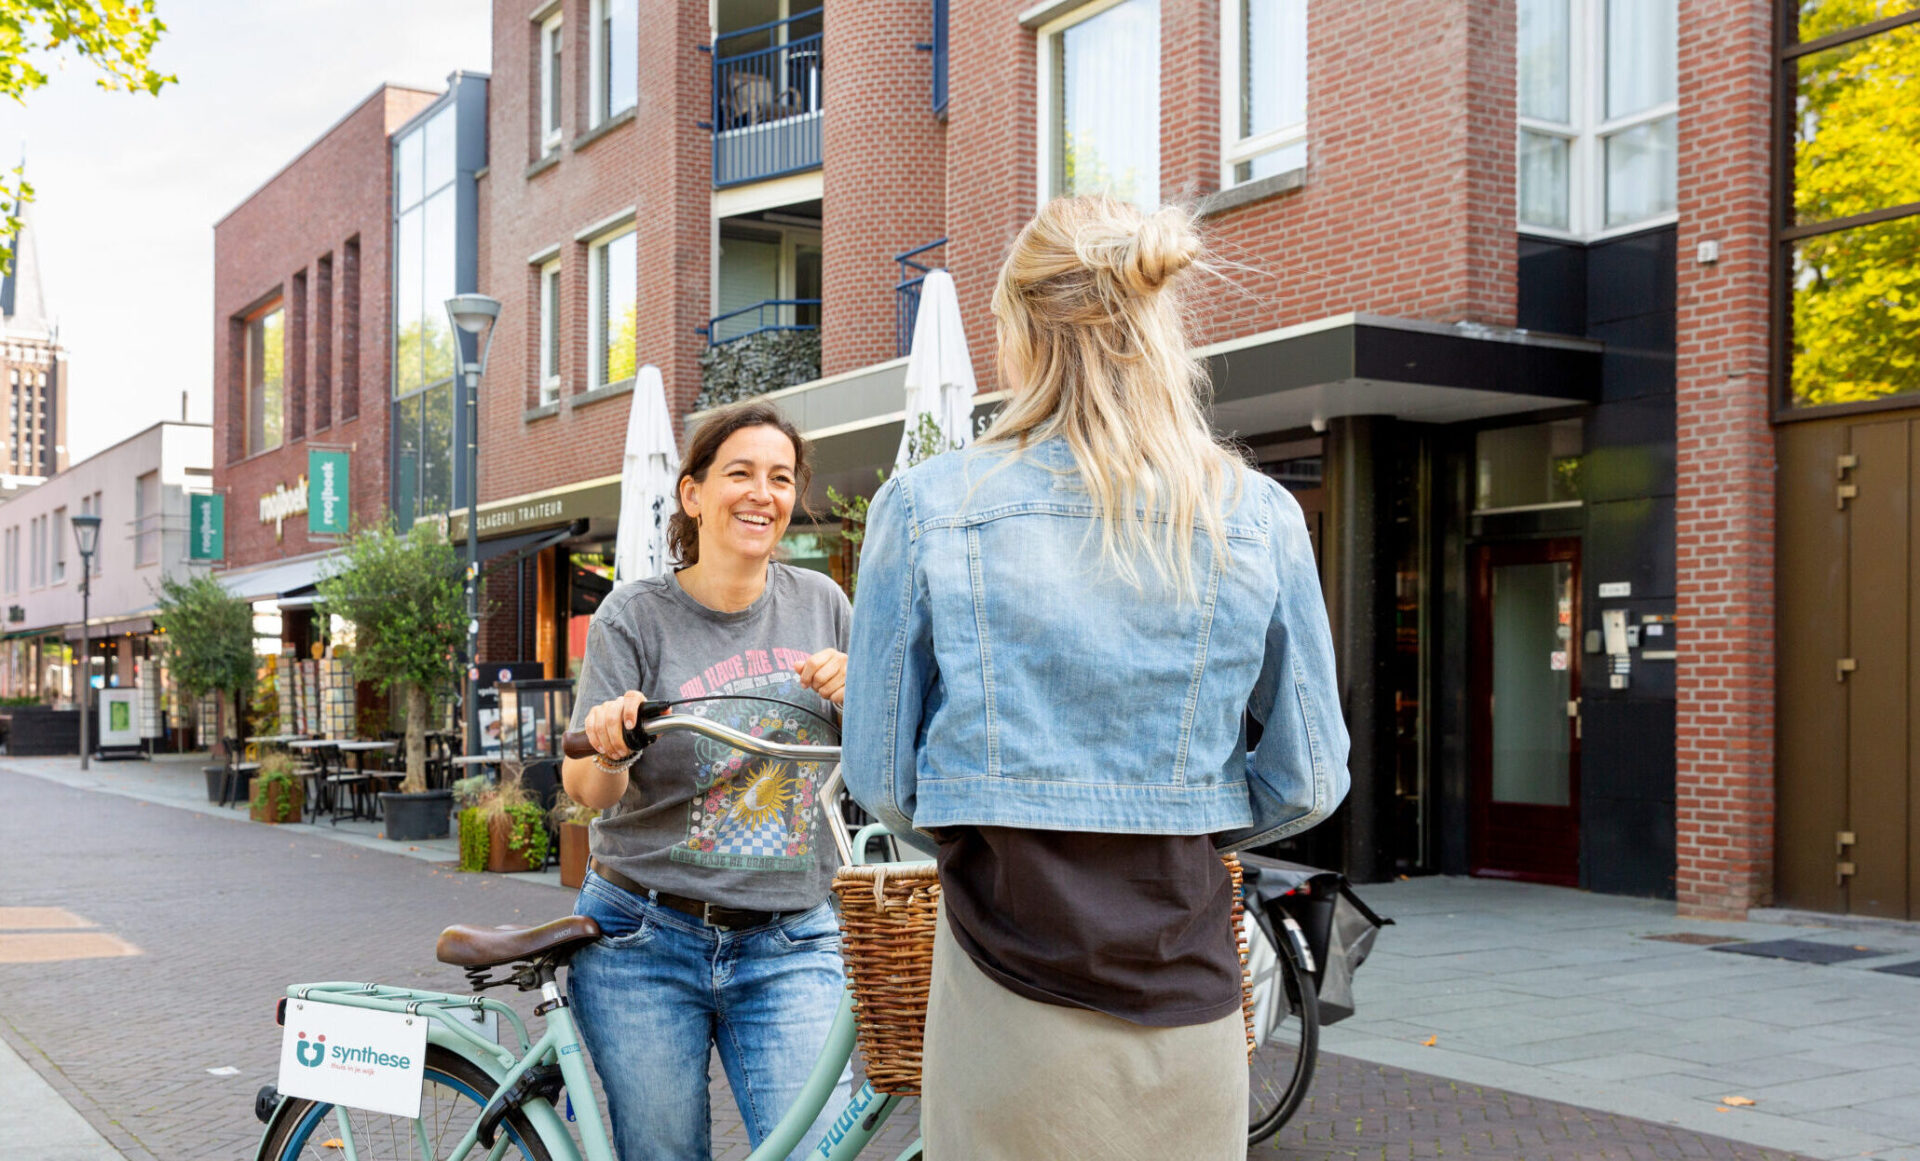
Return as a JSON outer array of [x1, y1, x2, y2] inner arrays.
[[592, 751, 639, 775]]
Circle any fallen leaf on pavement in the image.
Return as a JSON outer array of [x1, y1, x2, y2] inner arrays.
[[1421, 1035, 1437, 1047], [321, 1139, 344, 1149], [1721, 1096, 1755, 1107]]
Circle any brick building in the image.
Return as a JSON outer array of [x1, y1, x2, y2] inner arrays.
[[211, 0, 1920, 920], [1, 207, 69, 479], [211, 82, 452, 640]]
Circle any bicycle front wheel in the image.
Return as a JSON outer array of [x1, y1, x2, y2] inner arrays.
[[259, 1045, 557, 1161], [1246, 910, 1318, 1145]]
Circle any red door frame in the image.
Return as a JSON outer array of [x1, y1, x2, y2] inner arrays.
[[1469, 538, 1582, 886]]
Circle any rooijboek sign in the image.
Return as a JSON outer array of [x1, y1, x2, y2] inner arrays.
[[189, 494, 223, 561], [308, 450, 349, 536]]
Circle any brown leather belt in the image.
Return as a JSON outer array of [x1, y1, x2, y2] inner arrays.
[[590, 860, 782, 930]]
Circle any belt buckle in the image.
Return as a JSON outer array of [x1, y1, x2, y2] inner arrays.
[[702, 901, 730, 930]]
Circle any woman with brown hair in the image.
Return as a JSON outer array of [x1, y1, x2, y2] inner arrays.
[[562, 400, 852, 1161], [844, 197, 1350, 1158]]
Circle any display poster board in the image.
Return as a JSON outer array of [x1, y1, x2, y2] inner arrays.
[[97, 689, 141, 751]]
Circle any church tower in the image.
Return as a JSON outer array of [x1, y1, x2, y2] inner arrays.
[[0, 205, 67, 478]]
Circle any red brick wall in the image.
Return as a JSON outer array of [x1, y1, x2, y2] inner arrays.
[[936, 0, 1516, 394], [477, 0, 712, 507], [1672, 0, 1776, 919], [213, 86, 437, 571], [821, 0, 948, 376]]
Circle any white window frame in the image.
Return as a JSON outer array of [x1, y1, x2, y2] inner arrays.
[[539, 258, 562, 405], [588, 0, 636, 129], [4, 526, 15, 595], [1034, 0, 1161, 208], [50, 504, 64, 583], [540, 13, 565, 154], [1517, 0, 1678, 241], [1219, 0, 1308, 190], [587, 224, 637, 390]]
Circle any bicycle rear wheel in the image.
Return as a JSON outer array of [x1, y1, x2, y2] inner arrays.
[[1246, 910, 1318, 1145], [259, 1045, 557, 1160]]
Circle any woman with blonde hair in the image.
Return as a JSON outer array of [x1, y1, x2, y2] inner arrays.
[[843, 195, 1350, 1158]]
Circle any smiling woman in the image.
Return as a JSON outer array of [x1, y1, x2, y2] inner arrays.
[[553, 398, 856, 1159]]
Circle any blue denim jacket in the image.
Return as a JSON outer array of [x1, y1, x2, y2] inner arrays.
[[843, 438, 1350, 856]]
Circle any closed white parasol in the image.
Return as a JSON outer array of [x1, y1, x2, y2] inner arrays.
[[895, 269, 977, 471], [613, 364, 680, 585]]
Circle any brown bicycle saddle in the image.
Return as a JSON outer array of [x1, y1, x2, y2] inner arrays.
[[436, 915, 602, 969]]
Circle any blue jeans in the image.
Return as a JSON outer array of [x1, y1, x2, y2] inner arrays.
[[569, 871, 853, 1161]]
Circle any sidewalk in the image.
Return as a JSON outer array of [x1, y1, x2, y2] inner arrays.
[[1, 751, 566, 890], [1320, 876, 1920, 1160], [8, 752, 1919, 1160]]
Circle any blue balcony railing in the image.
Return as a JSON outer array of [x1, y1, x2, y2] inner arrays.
[[894, 238, 948, 357], [710, 9, 823, 188], [699, 298, 822, 347], [931, 0, 949, 113]]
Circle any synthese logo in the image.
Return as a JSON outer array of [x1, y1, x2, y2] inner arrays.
[[294, 1032, 327, 1069]]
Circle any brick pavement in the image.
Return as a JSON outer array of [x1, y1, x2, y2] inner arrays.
[[0, 764, 1821, 1160]]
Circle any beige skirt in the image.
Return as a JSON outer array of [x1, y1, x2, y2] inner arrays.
[[919, 900, 1248, 1160]]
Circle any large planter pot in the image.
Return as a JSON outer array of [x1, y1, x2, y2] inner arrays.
[[250, 780, 305, 824], [558, 822, 590, 888], [380, 789, 454, 841], [487, 813, 535, 874]]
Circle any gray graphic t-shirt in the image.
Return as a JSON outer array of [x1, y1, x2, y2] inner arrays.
[[567, 563, 850, 912]]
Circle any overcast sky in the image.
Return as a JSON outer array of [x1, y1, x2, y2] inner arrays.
[[0, 0, 491, 463]]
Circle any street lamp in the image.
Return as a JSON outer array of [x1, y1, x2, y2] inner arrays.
[[70, 512, 102, 770], [445, 293, 500, 760]]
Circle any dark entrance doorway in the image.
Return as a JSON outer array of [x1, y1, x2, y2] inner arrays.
[[1471, 538, 1581, 885]]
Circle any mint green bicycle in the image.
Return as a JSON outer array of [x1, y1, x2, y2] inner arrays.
[[253, 711, 923, 1161]]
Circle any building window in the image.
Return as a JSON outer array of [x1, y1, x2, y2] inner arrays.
[[1039, 0, 1161, 207], [392, 103, 461, 524], [50, 505, 64, 582], [589, 228, 637, 389], [1779, 8, 1920, 411], [540, 259, 562, 405], [1517, 0, 1676, 238], [1474, 419, 1584, 513], [245, 304, 285, 455], [1221, 0, 1306, 188], [29, 515, 44, 588], [134, 471, 159, 566], [4, 526, 15, 594], [590, 0, 637, 128], [540, 12, 564, 154]]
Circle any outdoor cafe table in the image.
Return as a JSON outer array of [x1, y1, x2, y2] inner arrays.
[[334, 740, 399, 806]]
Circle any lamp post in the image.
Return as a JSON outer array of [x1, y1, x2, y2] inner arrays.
[[71, 513, 102, 770], [445, 293, 501, 760]]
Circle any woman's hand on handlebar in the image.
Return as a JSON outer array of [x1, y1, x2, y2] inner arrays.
[[794, 649, 847, 708], [584, 691, 648, 760]]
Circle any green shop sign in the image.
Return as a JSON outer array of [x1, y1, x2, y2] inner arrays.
[[308, 450, 350, 536], [189, 494, 224, 560]]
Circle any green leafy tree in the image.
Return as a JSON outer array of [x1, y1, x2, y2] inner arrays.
[[317, 520, 464, 794], [0, 1, 176, 268], [153, 573, 255, 746], [1790, 3, 1920, 405]]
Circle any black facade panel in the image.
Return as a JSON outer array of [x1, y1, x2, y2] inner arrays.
[[1581, 699, 1677, 803], [1587, 227, 1677, 325], [1518, 236, 1588, 335], [1590, 315, 1678, 402], [1586, 496, 1676, 600], [1584, 395, 1677, 503], [1583, 795, 1677, 898]]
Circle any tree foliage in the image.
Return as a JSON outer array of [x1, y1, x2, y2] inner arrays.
[[827, 412, 958, 597], [0, 1, 176, 266], [1790, 3, 1920, 406], [317, 521, 464, 793], [153, 572, 254, 740]]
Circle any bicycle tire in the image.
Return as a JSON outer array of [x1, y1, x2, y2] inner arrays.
[[258, 1044, 558, 1161], [1246, 916, 1319, 1145]]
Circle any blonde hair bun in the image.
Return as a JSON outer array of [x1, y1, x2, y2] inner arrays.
[[1122, 206, 1201, 295]]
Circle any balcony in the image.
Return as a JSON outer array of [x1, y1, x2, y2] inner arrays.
[[894, 238, 947, 358], [697, 299, 822, 411], [710, 9, 823, 188]]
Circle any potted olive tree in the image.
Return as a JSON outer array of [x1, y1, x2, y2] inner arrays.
[[317, 520, 464, 841], [154, 573, 257, 792]]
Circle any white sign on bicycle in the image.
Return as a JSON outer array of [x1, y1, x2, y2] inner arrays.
[[277, 999, 429, 1119]]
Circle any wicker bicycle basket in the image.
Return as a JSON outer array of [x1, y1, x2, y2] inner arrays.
[[833, 854, 1253, 1096]]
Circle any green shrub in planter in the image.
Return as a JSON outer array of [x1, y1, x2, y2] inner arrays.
[[458, 807, 489, 873], [503, 802, 550, 871], [697, 330, 821, 412]]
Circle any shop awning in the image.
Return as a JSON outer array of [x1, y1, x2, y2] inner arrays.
[[477, 524, 580, 568], [216, 554, 331, 603]]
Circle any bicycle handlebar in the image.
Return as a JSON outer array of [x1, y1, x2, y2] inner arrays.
[[560, 705, 842, 764]]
